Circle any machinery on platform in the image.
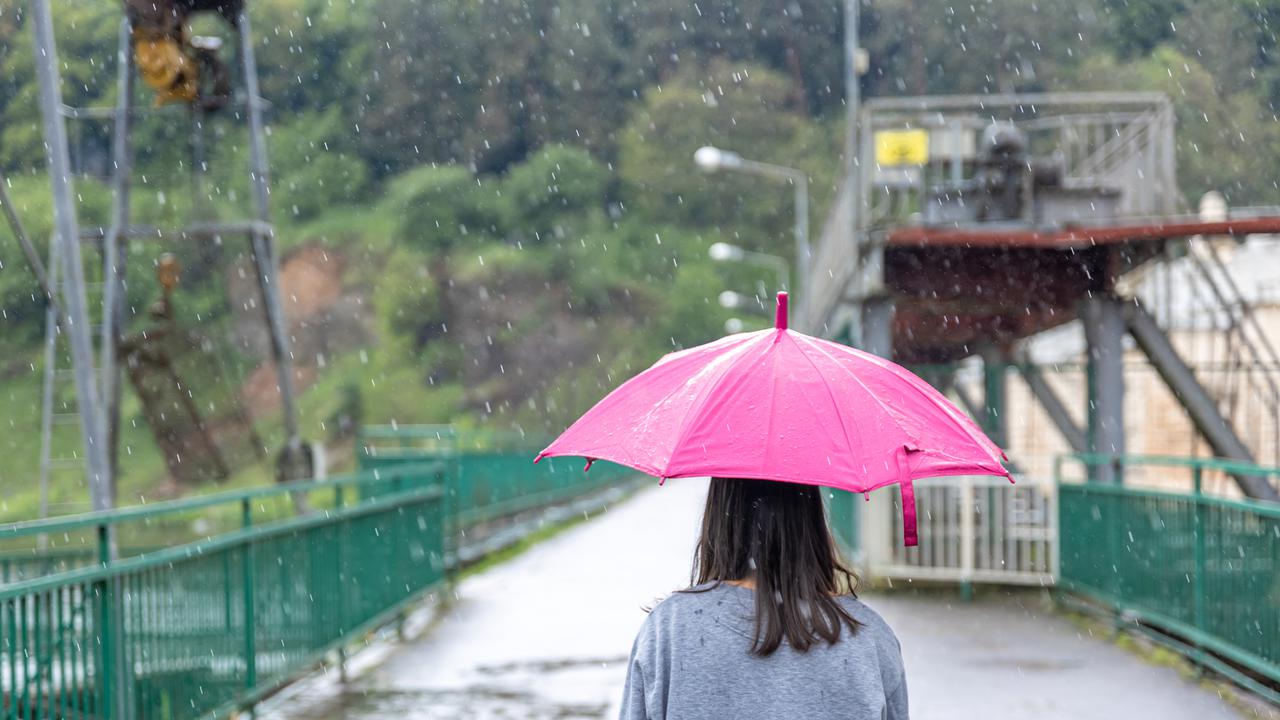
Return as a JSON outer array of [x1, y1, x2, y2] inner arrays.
[[922, 122, 1120, 227], [806, 92, 1280, 500], [126, 0, 239, 109]]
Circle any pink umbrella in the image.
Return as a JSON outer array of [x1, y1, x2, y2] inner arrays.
[[535, 292, 1010, 546]]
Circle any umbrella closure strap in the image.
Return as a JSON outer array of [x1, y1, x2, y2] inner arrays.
[[896, 446, 919, 547]]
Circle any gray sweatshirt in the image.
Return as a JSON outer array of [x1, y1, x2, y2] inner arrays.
[[619, 583, 908, 720]]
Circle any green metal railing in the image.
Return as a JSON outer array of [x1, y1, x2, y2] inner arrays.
[[2, 427, 640, 719], [1057, 453, 1280, 703], [1, 462, 448, 719], [358, 424, 636, 527]]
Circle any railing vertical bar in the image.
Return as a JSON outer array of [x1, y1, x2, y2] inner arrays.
[[94, 522, 114, 720], [334, 482, 347, 677], [932, 487, 943, 568], [32, 590, 43, 718], [0, 597, 8, 720], [125, 571, 136, 717], [44, 588, 54, 720], [35, 592, 44, 717], [960, 478, 975, 587], [1004, 487, 1017, 573], [18, 595, 30, 716], [77, 581, 88, 720], [64, 585, 74, 718], [151, 566, 161, 714], [944, 486, 956, 570], [51, 585, 62, 719], [29, 590, 38, 718], [977, 486, 990, 571], [161, 564, 171, 712], [1192, 467, 1207, 668], [241, 498, 257, 710]]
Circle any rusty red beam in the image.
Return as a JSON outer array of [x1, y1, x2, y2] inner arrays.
[[888, 217, 1280, 248]]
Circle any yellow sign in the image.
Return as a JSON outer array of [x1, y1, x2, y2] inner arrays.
[[875, 129, 930, 166]]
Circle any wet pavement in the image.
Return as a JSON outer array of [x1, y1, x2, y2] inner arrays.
[[261, 478, 1253, 720]]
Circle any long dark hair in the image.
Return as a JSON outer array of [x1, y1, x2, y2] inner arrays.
[[689, 477, 861, 656]]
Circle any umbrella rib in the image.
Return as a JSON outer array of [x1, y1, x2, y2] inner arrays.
[[784, 332, 866, 467], [795, 334, 1003, 462], [862, 349, 1005, 457], [791, 333, 916, 443]]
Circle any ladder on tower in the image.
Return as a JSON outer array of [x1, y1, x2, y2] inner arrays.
[[37, 236, 92, 528]]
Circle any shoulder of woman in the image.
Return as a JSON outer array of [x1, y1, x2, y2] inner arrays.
[[642, 584, 731, 625], [842, 597, 901, 646]]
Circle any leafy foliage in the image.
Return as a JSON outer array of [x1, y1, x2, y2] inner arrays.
[[4, 0, 1280, 505]]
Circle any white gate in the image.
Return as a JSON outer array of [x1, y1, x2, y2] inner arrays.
[[859, 476, 1057, 586]]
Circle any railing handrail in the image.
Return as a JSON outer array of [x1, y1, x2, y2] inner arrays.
[[0, 483, 447, 601], [1057, 473, 1280, 519], [1071, 109, 1158, 180], [863, 91, 1170, 113], [358, 423, 458, 440], [0, 460, 446, 541], [1056, 451, 1280, 480], [358, 424, 548, 449]]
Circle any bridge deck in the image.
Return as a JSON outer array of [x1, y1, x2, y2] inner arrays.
[[264, 479, 1249, 720]]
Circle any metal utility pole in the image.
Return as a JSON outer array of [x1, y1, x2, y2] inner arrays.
[[844, 0, 861, 225], [30, 0, 113, 512], [238, 10, 305, 476], [844, 0, 889, 355], [102, 18, 136, 481]]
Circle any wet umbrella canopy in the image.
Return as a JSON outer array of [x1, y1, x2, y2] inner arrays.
[[537, 292, 1012, 546]]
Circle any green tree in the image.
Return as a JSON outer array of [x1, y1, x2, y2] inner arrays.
[[502, 145, 609, 243], [384, 164, 505, 353], [271, 109, 371, 222], [617, 61, 813, 251]]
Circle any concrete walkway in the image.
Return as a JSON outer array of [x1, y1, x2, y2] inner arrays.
[[264, 479, 1250, 720]]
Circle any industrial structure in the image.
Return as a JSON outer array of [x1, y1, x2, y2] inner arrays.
[[806, 92, 1280, 499], [1, 0, 309, 519]]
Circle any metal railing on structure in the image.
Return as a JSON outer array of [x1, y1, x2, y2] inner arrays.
[[358, 425, 636, 530], [1056, 453, 1280, 704], [826, 476, 1057, 590], [0, 427, 640, 719], [0, 463, 449, 720]]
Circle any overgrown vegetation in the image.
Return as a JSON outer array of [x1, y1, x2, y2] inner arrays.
[[2, 0, 1278, 517]]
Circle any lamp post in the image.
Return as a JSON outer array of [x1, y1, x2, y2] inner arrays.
[[708, 242, 790, 298], [695, 146, 809, 324]]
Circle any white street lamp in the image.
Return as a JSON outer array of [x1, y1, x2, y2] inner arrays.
[[708, 242, 745, 262], [718, 290, 750, 310], [695, 145, 744, 171]]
